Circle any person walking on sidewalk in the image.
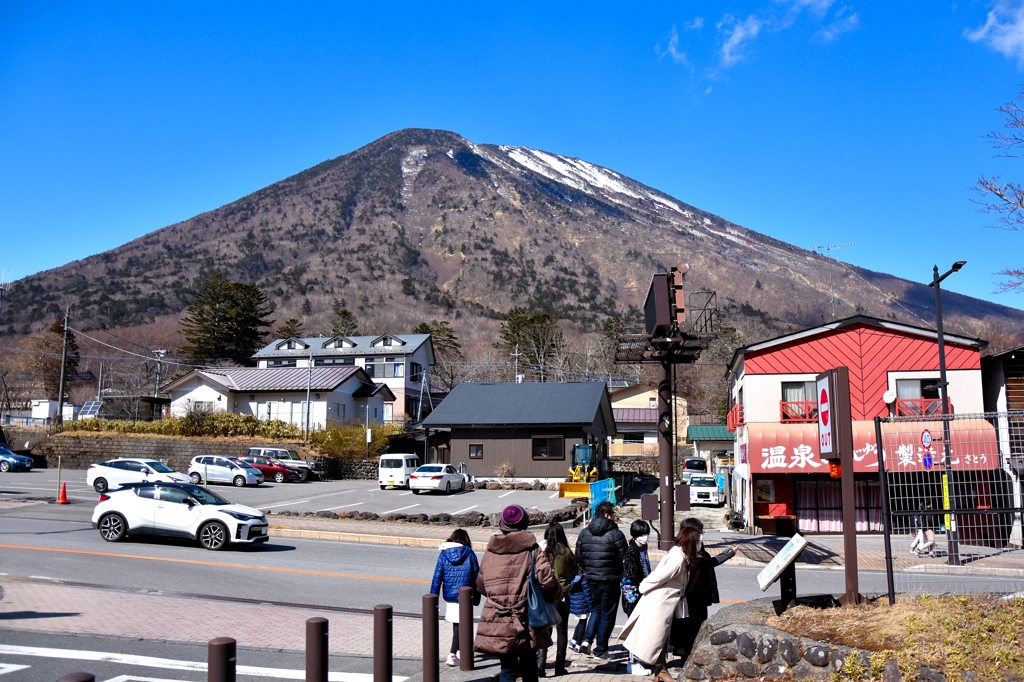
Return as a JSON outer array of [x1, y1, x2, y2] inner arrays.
[[568, 572, 596, 654], [431, 528, 480, 667], [476, 505, 563, 682], [668, 518, 737, 663], [536, 520, 578, 677], [618, 526, 701, 681], [622, 520, 652, 617], [574, 500, 627, 661]]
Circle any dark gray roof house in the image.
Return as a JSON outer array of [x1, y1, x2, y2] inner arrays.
[[420, 381, 616, 480]]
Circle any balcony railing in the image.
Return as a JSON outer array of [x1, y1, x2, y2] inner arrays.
[[896, 398, 951, 417], [726, 404, 745, 432], [780, 400, 818, 423]]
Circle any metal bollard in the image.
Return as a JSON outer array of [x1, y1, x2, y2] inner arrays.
[[306, 617, 328, 682], [208, 636, 237, 682], [458, 586, 474, 671], [422, 593, 439, 682], [373, 604, 393, 682], [56, 674, 94, 682]]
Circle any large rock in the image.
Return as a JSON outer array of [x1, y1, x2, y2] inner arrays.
[[709, 630, 736, 645], [757, 634, 778, 663], [707, 662, 736, 680], [718, 647, 738, 661], [778, 638, 801, 665], [315, 510, 339, 519], [486, 482, 501, 490], [515, 481, 533, 490], [454, 512, 485, 527], [735, 661, 757, 678], [428, 513, 453, 524], [358, 511, 380, 521], [735, 632, 756, 659], [406, 514, 428, 523], [382, 513, 407, 522], [803, 647, 829, 667], [691, 649, 714, 666], [914, 668, 946, 682], [532, 480, 544, 490]]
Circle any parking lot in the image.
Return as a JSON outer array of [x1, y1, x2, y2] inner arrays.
[[0, 468, 576, 517]]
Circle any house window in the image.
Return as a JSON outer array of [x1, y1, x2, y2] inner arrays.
[[781, 381, 815, 402], [382, 337, 392, 346], [469, 444, 483, 459], [622, 432, 645, 444], [896, 379, 940, 401], [268, 359, 297, 368], [532, 436, 564, 460], [383, 403, 393, 422], [406, 397, 421, 419], [410, 362, 423, 383], [781, 381, 818, 421], [365, 357, 404, 378], [315, 357, 354, 366]]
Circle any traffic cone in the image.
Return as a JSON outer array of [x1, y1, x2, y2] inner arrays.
[[56, 482, 69, 504]]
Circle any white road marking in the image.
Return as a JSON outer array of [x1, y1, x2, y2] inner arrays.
[[549, 492, 559, 498], [451, 505, 478, 514], [320, 502, 361, 510], [259, 500, 310, 509], [102, 676, 186, 682], [499, 491, 515, 498], [0, 664, 30, 676], [0, 645, 406, 682], [380, 504, 420, 514], [399, 492, 413, 496]]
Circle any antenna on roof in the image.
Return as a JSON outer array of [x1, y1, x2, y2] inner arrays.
[[814, 243, 858, 321]]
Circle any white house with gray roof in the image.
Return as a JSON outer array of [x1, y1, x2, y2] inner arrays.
[[251, 333, 435, 423], [163, 366, 396, 430]]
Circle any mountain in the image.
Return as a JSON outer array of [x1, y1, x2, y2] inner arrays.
[[5, 128, 1023, 351]]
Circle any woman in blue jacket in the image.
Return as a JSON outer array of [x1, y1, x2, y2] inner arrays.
[[431, 528, 480, 667]]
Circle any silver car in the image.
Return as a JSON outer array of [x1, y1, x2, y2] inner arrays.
[[188, 455, 264, 487]]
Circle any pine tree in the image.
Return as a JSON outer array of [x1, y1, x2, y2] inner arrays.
[[330, 304, 359, 336], [277, 318, 305, 339], [178, 274, 275, 365]]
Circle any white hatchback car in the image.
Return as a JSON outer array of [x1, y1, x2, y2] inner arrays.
[[188, 455, 264, 487], [92, 482, 268, 550], [689, 474, 722, 506], [409, 464, 468, 495], [87, 458, 191, 493]]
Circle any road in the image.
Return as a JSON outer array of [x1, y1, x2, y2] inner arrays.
[[1, 469, 572, 516]]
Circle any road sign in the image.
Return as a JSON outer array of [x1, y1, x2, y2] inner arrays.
[[922, 430, 932, 448], [923, 452, 933, 470], [816, 373, 836, 456]]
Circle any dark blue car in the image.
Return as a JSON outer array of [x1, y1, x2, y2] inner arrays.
[[0, 447, 33, 472]]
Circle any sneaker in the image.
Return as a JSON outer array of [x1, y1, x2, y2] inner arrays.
[[628, 663, 653, 676], [591, 652, 608, 662], [445, 654, 458, 667], [579, 641, 591, 655]]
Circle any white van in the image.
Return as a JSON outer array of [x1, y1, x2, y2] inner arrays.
[[378, 453, 421, 489]]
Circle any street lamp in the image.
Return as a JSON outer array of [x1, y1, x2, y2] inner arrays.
[[928, 260, 965, 566]]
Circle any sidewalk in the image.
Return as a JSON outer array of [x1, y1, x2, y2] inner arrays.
[[0, 578, 635, 682]]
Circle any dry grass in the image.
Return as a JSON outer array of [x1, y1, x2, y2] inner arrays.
[[766, 595, 1024, 680]]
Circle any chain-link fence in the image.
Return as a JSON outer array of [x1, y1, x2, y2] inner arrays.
[[877, 411, 1024, 597]]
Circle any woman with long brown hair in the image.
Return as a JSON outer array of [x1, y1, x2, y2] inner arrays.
[[618, 526, 701, 680]]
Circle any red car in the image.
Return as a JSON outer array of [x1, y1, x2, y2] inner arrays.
[[237, 455, 301, 483]]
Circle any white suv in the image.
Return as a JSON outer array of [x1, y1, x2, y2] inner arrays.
[[188, 455, 264, 487], [87, 458, 191, 493], [92, 482, 268, 550], [689, 474, 722, 506]]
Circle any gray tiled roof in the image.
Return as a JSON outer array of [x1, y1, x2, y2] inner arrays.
[[197, 366, 362, 392], [421, 381, 608, 427], [253, 334, 432, 358]]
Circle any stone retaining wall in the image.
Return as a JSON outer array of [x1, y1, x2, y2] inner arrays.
[[608, 455, 660, 475]]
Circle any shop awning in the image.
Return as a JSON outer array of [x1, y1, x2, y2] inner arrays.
[[745, 420, 1000, 474]]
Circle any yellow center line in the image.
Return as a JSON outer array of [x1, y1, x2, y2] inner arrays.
[[0, 543, 430, 583]]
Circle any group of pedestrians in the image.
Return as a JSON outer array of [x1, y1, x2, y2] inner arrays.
[[428, 501, 738, 682]]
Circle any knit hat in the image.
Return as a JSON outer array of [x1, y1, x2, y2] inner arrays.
[[499, 504, 529, 532]]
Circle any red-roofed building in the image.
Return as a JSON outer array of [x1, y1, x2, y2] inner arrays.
[[725, 315, 990, 534]]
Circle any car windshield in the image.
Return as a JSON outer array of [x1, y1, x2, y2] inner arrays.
[[180, 485, 229, 505], [417, 466, 443, 473], [691, 476, 717, 487], [380, 459, 401, 469], [230, 459, 259, 471], [145, 461, 175, 473], [0, 447, 15, 457], [685, 460, 707, 470]]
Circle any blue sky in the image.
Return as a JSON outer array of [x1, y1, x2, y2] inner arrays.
[[3, 1, 1024, 308]]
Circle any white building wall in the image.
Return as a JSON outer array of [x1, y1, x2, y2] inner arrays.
[[740, 373, 818, 423], [169, 379, 230, 417]]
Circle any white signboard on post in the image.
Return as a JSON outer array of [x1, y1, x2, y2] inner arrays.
[[817, 373, 834, 456], [757, 533, 809, 591]]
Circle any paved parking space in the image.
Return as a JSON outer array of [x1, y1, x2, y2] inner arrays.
[[0, 469, 573, 516]]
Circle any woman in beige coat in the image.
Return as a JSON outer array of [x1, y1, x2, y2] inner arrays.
[[618, 526, 701, 680]]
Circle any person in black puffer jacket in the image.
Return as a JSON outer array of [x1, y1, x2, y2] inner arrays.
[[574, 500, 627, 660]]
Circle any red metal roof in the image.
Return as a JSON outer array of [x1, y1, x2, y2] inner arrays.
[[613, 408, 658, 424]]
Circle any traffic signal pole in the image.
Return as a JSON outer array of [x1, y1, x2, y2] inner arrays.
[[657, 360, 674, 550]]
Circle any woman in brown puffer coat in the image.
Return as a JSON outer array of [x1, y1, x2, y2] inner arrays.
[[476, 505, 563, 682]]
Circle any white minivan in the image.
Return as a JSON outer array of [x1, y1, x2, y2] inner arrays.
[[378, 453, 421, 489]]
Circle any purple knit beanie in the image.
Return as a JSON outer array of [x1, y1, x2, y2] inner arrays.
[[499, 504, 529, 532]]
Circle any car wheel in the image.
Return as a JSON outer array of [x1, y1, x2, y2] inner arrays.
[[233, 476, 246, 487], [199, 521, 229, 550], [0, 461, 9, 473], [274, 471, 286, 483], [380, 484, 387, 490], [445, 482, 451, 495], [190, 472, 202, 484], [412, 489, 421, 495], [297, 469, 309, 482], [98, 513, 127, 542], [93, 478, 108, 493]]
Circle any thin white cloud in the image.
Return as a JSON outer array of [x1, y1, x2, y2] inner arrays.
[[818, 10, 860, 41], [683, 17, 704, 30], [719, 14, 764, 67], [657, 25, 690, 65], [776, 0, 836, 17], [966, 1, 1024, 67]]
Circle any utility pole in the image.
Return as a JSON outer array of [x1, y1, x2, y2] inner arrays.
[[511, 344, 522, 382], [153, 350, 167, 397], [365, 404, 371, 459], [56, 306, 71, 428], [305, 352, 313, 439], [814, 243, 858, 321]]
